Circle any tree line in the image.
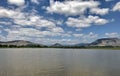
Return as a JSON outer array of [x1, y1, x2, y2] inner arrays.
[[0, 44, 120, 49]]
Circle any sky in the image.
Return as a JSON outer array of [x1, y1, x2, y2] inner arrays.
[[0, 0, 120, 45]]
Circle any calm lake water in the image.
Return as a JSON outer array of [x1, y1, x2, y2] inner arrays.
[[0, 48, 120, 76]]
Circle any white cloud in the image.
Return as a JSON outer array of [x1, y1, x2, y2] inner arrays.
[[90, 16, 108, 25], [73, 32, 98, 39], [49, 19, 64, 25], [6, 28, 43, 38], [66, 17, 90, 28], [0, 21, 12, 25], [105, 32, 119, 38], [105, 0, 113, 2], [83, 32, 98, 39], [72, 32, 98, 43], [0, 0, 114, 44], [8, 0, 25, 6], [0, 7, 70, 43], [31, 0, 40, 4], [47, 0, 110, 30], [47, 0, 100, 16], [5, 24, 66, 38], [75, 28, 82, 31], [50, 27, 64, 33], [0, 7, 20, 18], [0, 35, 6, 41], [34, 38, 79, 45], [47, 0, 110, 16], [66, 15, 108, 28], [73, 34, 84, 37], [90, 8, 109, 15], [0, 7, 56, 29], [113, 2, 120, 11], [14, 15, 56, 29]]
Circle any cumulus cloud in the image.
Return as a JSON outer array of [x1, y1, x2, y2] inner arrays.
[[14, 15, 56, 29], [8, 0, 25, 6], [0, 7, 69, 43], [72, 32, 98, 43], [47, 0, 100, 16], [5, 27, 66, 41], [0, 7, 20, 18], [4, 30, 73, 44], [0, 0, 116, 44], [0, 7, 57, 29], [46, 0, 110, 30], [90, 8, 109, 15], [73, 32, 98, 39], [47, 0, 110, 16], [105, 32, 119, 38], [66, 15, 109, 28], [50, 27, 64, 33], [6, 28, 43, 38], [112, 2, 120, 11]]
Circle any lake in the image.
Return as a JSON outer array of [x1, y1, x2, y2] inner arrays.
[[0, 48, 120, 76]]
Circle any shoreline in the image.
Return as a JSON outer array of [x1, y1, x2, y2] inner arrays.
[[0, 47, 120, 50]]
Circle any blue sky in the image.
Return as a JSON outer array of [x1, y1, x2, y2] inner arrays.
[[0, 0, 120, 44]]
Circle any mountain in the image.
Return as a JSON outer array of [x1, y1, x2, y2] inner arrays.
[[0, 38, 120, 47], [75, 43, 89, 46], [51, 43, 63, 47], [0, 40, 38, 46], [90, 38, 120, 46]]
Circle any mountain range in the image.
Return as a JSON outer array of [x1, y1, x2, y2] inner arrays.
[[0, 40, 38, 46], [0, 38, 120, 47]]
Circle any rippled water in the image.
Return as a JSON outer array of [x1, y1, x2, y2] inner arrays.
[[0, 48, 120, 76]]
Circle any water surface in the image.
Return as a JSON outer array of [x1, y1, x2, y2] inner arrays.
[[0, 48, 120, 76]]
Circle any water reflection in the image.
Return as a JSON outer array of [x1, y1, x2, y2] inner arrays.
[[0, 48, 120, 76]]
